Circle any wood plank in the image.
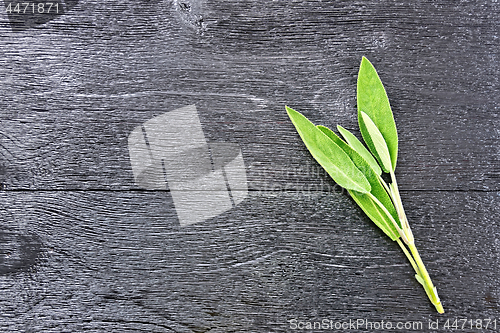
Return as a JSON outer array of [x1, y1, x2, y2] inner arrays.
[[0, 190, 498, 331], [0, 92, 497, 192], [0, 1, 498, 191]]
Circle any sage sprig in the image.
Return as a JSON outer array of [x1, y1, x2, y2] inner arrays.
[[285, 57, 444, 313]]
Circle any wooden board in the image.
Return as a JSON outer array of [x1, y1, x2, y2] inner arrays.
[[1, 190, 499, 331], [1, 0, 499, 331]]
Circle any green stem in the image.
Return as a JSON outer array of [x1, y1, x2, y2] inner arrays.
[[389, 170, 443, 314], [377, 173, 415, 244], [396, 239, 419, 275], [408, 242, 444, 314], [389, 171, 414, 244], [367, 192, 408, 244]]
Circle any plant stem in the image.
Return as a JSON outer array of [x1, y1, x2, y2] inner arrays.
[[367, 192, 408, 244], [396, 239, 419, 275], [373, 170, 443, 313], [389, 171, 414, 243], [389, 170, 443, 314], [408, 242, 444, 314]]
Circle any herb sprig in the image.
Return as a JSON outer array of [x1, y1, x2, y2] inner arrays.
[[286, 57, 444, 313]]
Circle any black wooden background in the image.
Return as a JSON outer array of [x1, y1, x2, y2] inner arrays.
[[1, 1, 499, 332]]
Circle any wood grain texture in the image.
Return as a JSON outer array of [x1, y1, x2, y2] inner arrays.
[[0, 190, 499, 332], [0, 0, 499, 331], [0, 0, 498, 191]]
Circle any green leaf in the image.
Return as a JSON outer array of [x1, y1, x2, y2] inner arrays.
[[336, 125, 382, 176], [317, 125, 401, 240], [359, 111, 392, 173], [286, 106, 371, 193], [357, 57, 398, 172], [348, 190, 400, 241]]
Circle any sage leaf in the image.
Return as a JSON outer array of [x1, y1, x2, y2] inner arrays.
[[357, 57, 398, 171], [348, 190, 399, 241], [360, 111, 393, 173], [317, 125, 401, 240], [336, 125, 382, 176], [286, 106, 371, 193]]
